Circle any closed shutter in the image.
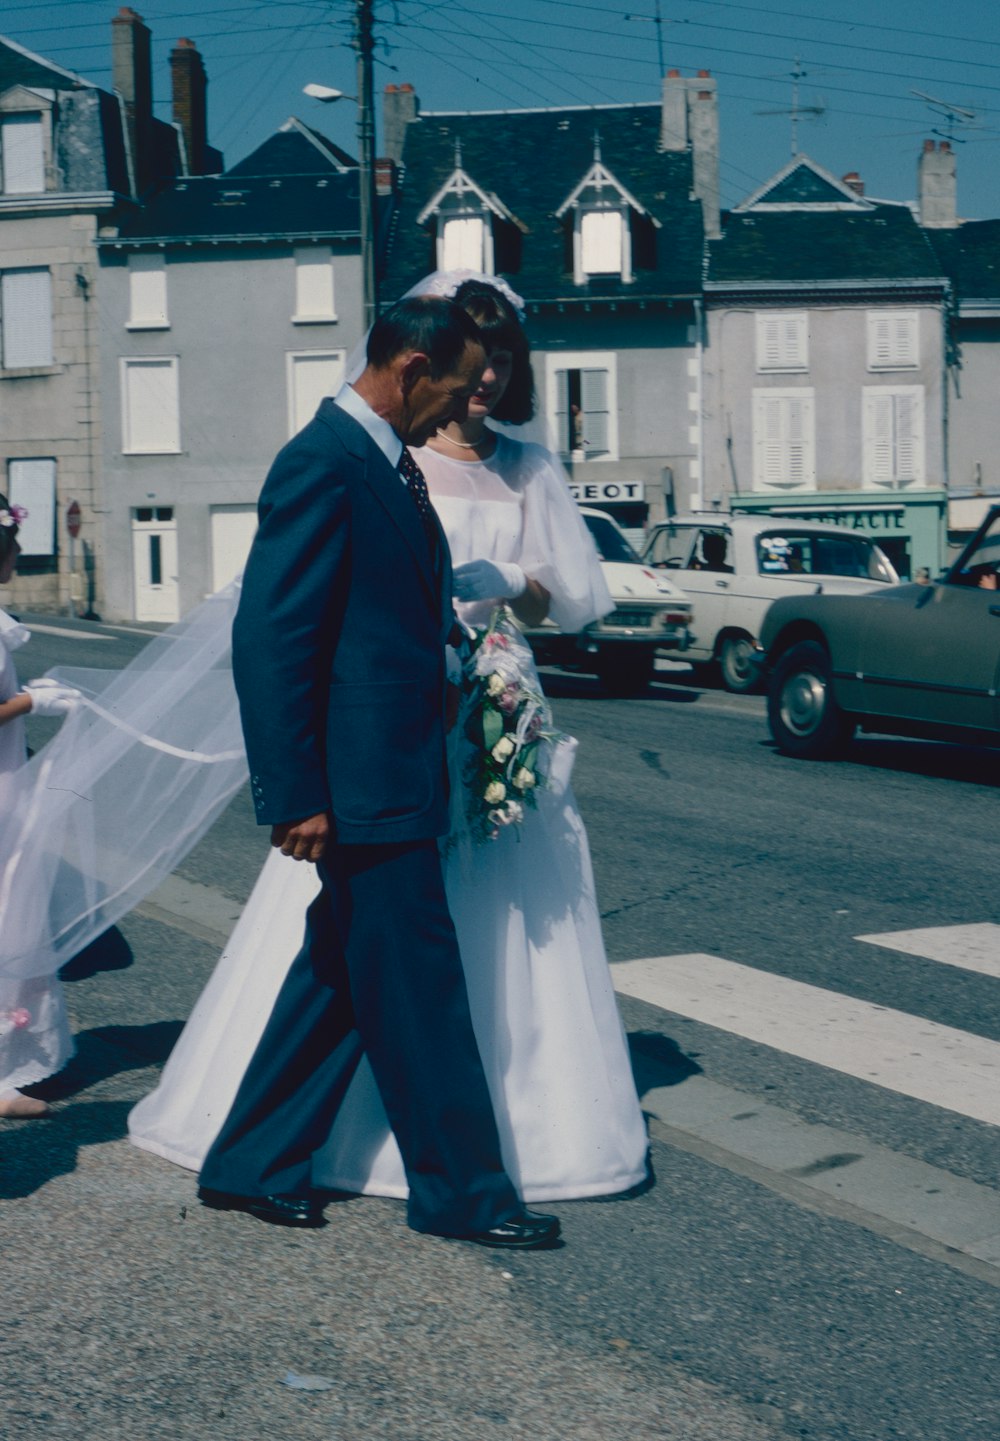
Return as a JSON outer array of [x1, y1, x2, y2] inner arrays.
[[288, 352, 345, 435], [552, 367, 570, 456], [581, 367, 610, 455], [868, 310, 918, 369], [756, 313, 807, 370], [442, 217, 485, 272], [2, 268, 52, 367], [294, 246, 335, 319], [894, 389, 922, 481], [123, 358, 180, 453], [863, 387, 924, 485], [128, 254, 169, 327], [753, 390, 815, 488], [581, 211, 622, 275], [1, 114, 44, 193], [865, 391, 894, 484], [7, 458, 55, 556]]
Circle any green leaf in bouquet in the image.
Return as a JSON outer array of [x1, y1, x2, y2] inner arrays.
[[482, 707, 505, 750]]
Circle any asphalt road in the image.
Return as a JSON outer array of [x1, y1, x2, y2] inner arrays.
[[3, 618, 999, 1441]]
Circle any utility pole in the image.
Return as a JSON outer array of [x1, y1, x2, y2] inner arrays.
[[354, 0, 377, 327]]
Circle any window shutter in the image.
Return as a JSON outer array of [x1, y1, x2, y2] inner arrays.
[[128, 254, 168, 327], [892, 313, 917, 367], [1, 114, 44, 193], [894, 390, 923, 482], [868, 311, 918, 369], [552, 368, 570, 455], [581, 211, 622, 276], [866, 391, 894, 483], [581, 367, 610, 454], [7, 458, 55, 556], [294, 246, 335, 319], [123, 358, 180, 453], [442, 217, 485, 272], [289, 352, 345, 435], [1, 268, 52, 367], [755, 394, 784, 485], [756, 312, 807, 370]]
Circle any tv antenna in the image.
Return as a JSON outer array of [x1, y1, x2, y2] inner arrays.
[[756, 56, 826, 156], [910, 90, 978, 143]]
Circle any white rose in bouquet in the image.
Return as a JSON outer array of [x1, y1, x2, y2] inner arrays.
[[492, 735, 516, 761], [484, 780, 506, 804]]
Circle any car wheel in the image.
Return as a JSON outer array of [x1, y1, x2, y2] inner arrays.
[[596, 649, 654, 696], [767, 640, 855, 759], [718, 633, 759, 694]]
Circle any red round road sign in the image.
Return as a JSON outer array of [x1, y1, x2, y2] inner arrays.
[[66, 500, 82, 538]]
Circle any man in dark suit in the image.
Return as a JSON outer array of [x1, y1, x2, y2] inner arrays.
[[198, 298, 559, 1249]]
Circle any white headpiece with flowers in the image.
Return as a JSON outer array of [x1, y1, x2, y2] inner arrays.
[[413, 270, 526, 321], [0, 504, 28, 528]]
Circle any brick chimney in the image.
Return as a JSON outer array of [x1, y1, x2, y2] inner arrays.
[[918, 139, 957, 228], [842, 171, 865, 197], [112, 7, 154, 196], [659, 69, 720, 240], [171, 38, 208, 176], [383, 83, 418, 166]]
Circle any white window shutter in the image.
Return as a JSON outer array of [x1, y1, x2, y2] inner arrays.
[[442, 217, 485, 272], [123, 358, 180, 452], [1, 114, 44, 193], [553, 368, 570, 455], [893, 313, 917, 367], [294, 246, 335, 320], [288, 352, 345, 435], [581, 367, 610, 454], [865, 391, 894, 483], [754, 390, 814, 488], [895, 390, 923, 482], [1, 268, 52, 367], [7, 458, 55, 556], [868, 310, 918, 369], [128, 254, 169, 327], [755, 394, 784, 485], [581, 211, 622, 275]]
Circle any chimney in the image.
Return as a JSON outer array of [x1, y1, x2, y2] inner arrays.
[[383, 83, 419, 166], [660, 69, 720, 240], [842, 170, 865, 197], [171, 38, 208, 176], [112, 7, 153, 197], [918, 139, 957, 228]]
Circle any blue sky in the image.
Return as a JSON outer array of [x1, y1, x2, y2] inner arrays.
[[7, 1, 1000, 216]]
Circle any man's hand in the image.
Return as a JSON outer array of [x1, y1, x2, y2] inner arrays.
[[271, 812, 331, 863]]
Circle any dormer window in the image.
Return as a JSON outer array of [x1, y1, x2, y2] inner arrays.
[[0, 87, 55, 195], [556, 138, 657, 286], [418, 144, 523, 277]]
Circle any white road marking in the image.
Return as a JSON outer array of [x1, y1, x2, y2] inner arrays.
[[858, 923, 1000, 980], [24, 622, 114, 642], [612, 953, 1000, 1127]]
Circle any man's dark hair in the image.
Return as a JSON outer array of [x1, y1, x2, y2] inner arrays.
[[367, 296, 483, 378], [0, 491, 18, 566], [452, 280, 535, 424]]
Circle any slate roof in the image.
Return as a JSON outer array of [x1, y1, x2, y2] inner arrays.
[[384, 103, 705, 303], [227, 120, 356, 178], [708, 205, 946, 288], [111, 170, 361, 244], [926, 221, 1000, 302]]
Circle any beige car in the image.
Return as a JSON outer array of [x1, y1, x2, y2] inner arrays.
[[758, 505, 1000, 759], [642, 514, 898, 692]]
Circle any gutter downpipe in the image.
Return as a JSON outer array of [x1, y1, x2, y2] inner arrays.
[[694, 296, 705, 510]]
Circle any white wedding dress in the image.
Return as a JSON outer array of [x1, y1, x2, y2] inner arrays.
[[129, 436, 650, 1201], [0, 610, 74, 1095]]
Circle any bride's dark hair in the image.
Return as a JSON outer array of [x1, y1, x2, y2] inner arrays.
[[0, 491, 19, 567], [452, 280, 535, 425]]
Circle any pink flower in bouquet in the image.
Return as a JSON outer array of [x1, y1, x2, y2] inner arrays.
[[483, 631, 509, 651], [9, 1009, 31, 1029], [497, 685, 520, 716], [526, 712, 544, 741]]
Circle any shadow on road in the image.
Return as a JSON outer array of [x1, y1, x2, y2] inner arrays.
[[761, 735, 1000, 787], [28, 1021, 184, 1101], [628, 1030, 703, 1093], [0, 1099, 133, 1199]]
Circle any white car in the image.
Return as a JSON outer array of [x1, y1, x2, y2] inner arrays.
[[522, 507, 694, 693], [642, 513, 899, 692]]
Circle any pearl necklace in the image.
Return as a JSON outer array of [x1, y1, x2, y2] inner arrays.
[[436, 428, 491, 449]]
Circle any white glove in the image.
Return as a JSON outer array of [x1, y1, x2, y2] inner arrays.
[[453, 559, 527, 602], [22, 678, 83, 717]]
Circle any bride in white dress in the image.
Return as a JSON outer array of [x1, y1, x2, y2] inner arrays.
[[129, 275, 650, 1202]]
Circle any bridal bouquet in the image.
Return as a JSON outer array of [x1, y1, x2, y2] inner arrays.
[[460, 608, 558, 843]]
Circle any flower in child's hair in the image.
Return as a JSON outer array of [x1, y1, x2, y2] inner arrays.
[[0, 505, 27, 528], [484, 780, 506, 804], [486, 673, 507, 698], [512, 767, 536, 791], [491, 735, 516, 762], [9, 1009, 31, 1028]]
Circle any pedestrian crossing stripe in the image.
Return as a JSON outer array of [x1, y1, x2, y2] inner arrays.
[[858, 923, 1000, 980], [611, 948, 1000, 1128]]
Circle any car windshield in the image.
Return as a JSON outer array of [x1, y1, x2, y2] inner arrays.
[[756, 531, 895, 581], [583, 512, 642, 564], [951, 512, 1000, 589]]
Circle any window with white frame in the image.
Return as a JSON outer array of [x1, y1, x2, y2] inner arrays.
[[862, 386, 925, 488], [581, 210, 623, 277], [7, 458, 56, 557], [121, 357, 181, 453], [752, 388, 816, 490], [287, 350, 346, 436], [127, 253, 169, 329], [1, 268, 52, 368], [546, 352, 617, 461], [867, 310, 919, 370], [756, 312, 808, 372], [293, 246, 336, 322], [441, 217, 488, 273], [1, 113, 44, 193]]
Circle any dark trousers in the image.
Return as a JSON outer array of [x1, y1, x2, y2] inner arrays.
[[199, 839, 520, 1236]]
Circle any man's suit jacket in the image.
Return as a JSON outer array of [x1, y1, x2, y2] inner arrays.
[[232, 398, 455, 845]]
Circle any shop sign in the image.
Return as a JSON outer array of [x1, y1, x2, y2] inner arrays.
[[569, 480, 645, 504], [763, 506, 906, 533]]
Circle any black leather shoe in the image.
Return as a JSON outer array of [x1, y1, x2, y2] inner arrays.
[[198, 1187, 326, 1228], [467, 1209, 560, 1249]]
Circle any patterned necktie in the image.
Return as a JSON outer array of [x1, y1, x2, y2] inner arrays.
[[399, 447, 438, 550]]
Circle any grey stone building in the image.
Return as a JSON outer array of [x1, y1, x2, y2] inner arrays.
[[97, 120, 363, 621], [702, 155, 950, 579], [0, 9, 219, 615], [380, 72, 716, 539]]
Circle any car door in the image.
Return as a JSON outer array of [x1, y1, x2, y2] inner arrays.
[[654, 526, 732, 662], [858, 574, 1000, 733]]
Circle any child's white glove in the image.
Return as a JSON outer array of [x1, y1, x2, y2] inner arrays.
[[453, 559, 527, 602], [22, 679, 83, 717]]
